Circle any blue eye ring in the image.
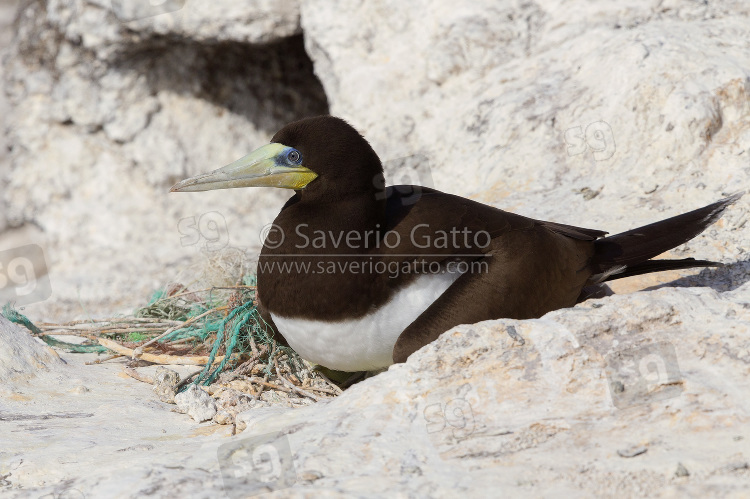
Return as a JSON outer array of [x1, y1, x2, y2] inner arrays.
[[287, 149, 302, 164]]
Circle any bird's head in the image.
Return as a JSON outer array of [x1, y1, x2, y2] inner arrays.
[[170, 116, 384, 201]]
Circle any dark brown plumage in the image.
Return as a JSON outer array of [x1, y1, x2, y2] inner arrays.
[[172, 115, 740, 371]]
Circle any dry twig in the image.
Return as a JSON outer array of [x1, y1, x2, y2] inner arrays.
[[123, 367, 155, 384], [84, 354, 123, 365], [274, 358, 322, 402], [98, 337, 229, 366], [132, 306, 227, 358]]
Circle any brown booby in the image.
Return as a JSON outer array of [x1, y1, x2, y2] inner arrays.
[[171, 116, 740, 372]]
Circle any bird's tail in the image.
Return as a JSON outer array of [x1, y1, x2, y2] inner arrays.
[[588, 192, 743, 283]]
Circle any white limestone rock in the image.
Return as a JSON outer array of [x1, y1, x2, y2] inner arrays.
[[45, 0, 301, 59], [229, 287, 750, 497], [299, 0, 750, 292], [1, 0, 750, 495], [301, 0, 750, 210], [152, 366, 180, 404], [2, 0, 749, 321], [1, 0, 327, 321], [3, 287, 748, 496], [234, 406, 294, 433], [174, 384, 217, 423], [0, 315, 62, 383]]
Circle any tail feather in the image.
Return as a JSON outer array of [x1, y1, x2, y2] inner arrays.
[[590, 192, 742, 282], [600, 258, 721, 282]]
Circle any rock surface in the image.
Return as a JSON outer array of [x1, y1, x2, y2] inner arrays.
[[1, 0, 327, 319], [1, 0, 749, 497], [1, 0, 748, 320], [0, 337, 231, 498], [0, 0, 18, 236], [0, 314, 61, 383], [152, 366, 180, 403], [3, 287, 749, 497], [221, 287, 750, 497], [174, 384, 217, 423]]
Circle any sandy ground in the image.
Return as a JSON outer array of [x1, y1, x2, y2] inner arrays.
[[2, 346, 236, 497]]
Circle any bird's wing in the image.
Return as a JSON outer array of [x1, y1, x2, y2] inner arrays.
[[384, 187, 605, 362], [380, 186, 605, 264]]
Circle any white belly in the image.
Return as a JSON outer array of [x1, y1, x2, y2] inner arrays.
[[270, 272, 463, 371]]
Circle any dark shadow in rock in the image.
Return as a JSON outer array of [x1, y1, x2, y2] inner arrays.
[[110, 34, 329, 136], [642, 258, 750, 293]]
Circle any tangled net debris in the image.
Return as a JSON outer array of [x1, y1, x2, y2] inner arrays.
[[2, 252, 345, 425]]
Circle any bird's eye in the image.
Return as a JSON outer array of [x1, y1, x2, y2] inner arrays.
[[287, 149, 301, 164]]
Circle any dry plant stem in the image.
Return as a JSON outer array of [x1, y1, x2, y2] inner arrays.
[[314, 371, 344, 395], [40, 324, 172, 332], [248, 334, 259, 357], [38, 318, 182, 327], [236, 357, 260, 376], [260, 372, 271, 397], [227, 345, 267, 378], [100, 329, 165, 335], [38, 328, 163, 336], [84, 354, 123, 365], [123, 367, 155, 384], [165, 336, 200, 346], [255, 380, 266, 398], [132, 306, 227, 357], [188, 343, 204, 355], [159, 285, 256, 301], [306, 385, 341, 396], [274, 358, 322, 402], [176, 371, 202, 391], [44, 328, 165, 336], [98, 337, 229, 366], [242, 376, 291, 393], [236, 360, 258, 377]]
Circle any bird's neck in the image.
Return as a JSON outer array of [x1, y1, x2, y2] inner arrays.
[[268, 192, 386, 255]]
